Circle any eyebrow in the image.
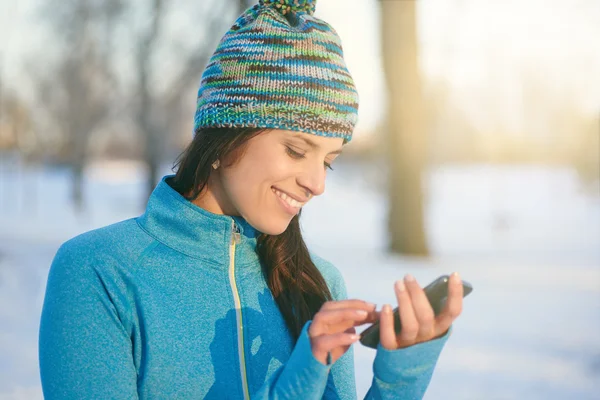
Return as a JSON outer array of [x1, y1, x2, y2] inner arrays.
[[291, 134, 343, 155]]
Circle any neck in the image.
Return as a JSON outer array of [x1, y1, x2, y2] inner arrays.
[[189, 176, 240, 216]]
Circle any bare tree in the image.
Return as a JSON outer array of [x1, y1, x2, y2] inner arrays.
[[0, 89, 32, 152], [135, 0, 166, 199], [133, 0, 252, 200], [34, 0, 122, 211], [31, 0, 263, 210], [380, 0, 429, 255]]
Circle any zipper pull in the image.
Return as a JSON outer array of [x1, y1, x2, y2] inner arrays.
[[231, 222, 241, 244]]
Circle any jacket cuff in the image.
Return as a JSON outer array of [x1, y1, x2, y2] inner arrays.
[[275, 320, 331, 398], [373, 325, 452, 384]]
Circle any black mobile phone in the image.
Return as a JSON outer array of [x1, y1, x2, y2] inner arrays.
[[359, 274, 473, 349]]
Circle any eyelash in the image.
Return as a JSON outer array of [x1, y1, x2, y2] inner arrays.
[[285, 146, 334, 171]]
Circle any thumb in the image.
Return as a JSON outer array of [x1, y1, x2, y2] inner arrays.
[[311, 332, 360, 365]]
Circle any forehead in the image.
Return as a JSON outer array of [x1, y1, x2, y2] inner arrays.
[[269, 129, 344, 149]]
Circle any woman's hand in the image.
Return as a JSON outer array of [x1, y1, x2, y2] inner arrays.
[[308, 299, 378, 365], [380, 272, 464, 350]]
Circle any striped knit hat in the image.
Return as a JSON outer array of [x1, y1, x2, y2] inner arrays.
[[193, 0, 359, 143]]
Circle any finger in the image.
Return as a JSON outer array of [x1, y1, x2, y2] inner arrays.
[[320, 300, 379, 327], [401, 276, 435, 338], [310, 308, 373, 336], [435, 272, 463, 337], [379, 304, 397, 350], [329, 327, 358, 362], [396, 277, 419, 342], [321, 299, 377, 313], [310, 310, 379, 338], [313, 332, 360, 364], [326, 311, 380, 335]]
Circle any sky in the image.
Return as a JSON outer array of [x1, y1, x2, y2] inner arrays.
[[1, 0, 599, 139]]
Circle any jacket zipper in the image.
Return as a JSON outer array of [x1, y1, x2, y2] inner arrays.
[[229, 221, 250, 400]]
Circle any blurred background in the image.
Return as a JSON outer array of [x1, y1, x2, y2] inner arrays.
[[0, 0, 598, 399]]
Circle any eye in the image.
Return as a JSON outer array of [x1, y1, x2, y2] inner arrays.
[[285, 146, 305, 159], [286, 145, 334, 171]]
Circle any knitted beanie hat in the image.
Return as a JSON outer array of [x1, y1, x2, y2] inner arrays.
[[193, 0, 359, 143]]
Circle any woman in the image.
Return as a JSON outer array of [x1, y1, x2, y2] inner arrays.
[[38, 0, 464, 398]]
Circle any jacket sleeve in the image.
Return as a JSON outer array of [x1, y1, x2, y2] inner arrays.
[[252, 320, 332, 399], [38, 242, 139, 400], [322, 268, 451, 400]]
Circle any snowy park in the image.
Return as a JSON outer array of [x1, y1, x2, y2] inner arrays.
[[1, 0, 599, 397], [0, 157, 598, 399]]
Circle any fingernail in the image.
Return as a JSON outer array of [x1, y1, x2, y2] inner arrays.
[[366, 302, 376, 309], [452, 272, 461, 282], [383, 304, 392, 313], [404, 274, 415, 282], [395, 280, 406, 292], [356, 310, 368, 316], [350, 334, 361, 341]]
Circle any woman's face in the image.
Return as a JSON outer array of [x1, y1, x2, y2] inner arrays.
[[211, 129, 344, 235]]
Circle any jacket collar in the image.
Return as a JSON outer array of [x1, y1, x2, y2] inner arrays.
[[137, 175, 260, 267]]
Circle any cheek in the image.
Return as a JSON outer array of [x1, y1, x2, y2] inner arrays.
[[239, 151, 293, 187], [220, 150, 298, 233], [223, 155, 288, 203]]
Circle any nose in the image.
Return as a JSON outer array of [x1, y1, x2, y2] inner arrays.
[[297, 162, 326, 198]]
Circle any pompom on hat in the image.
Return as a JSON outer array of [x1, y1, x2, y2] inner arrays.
[[193, 0, 359, 143]]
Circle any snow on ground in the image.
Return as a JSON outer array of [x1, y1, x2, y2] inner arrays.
[[0, 156, 598, 399]]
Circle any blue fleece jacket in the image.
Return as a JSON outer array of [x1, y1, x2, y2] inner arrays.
[[38, 175, 450, 399]]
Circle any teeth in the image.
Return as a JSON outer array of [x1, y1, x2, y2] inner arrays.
[[273, 188, 304, 208], [289, 198, 301, 207]]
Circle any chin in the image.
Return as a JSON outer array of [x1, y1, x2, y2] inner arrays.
[[248, 215, 292, 236]]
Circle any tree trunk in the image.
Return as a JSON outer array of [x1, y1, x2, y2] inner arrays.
[[70, 126, 88, 213], [380, 0, 429, 255], [146, 147, 159, 200], [71, 162, 84, 213], [137, 0, 163, 202]]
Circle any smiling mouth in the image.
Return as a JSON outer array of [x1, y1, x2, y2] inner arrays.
[[271, 188, 306, 209]]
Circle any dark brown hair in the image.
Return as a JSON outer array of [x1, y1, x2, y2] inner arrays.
[[170, 127, 332, 340]]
